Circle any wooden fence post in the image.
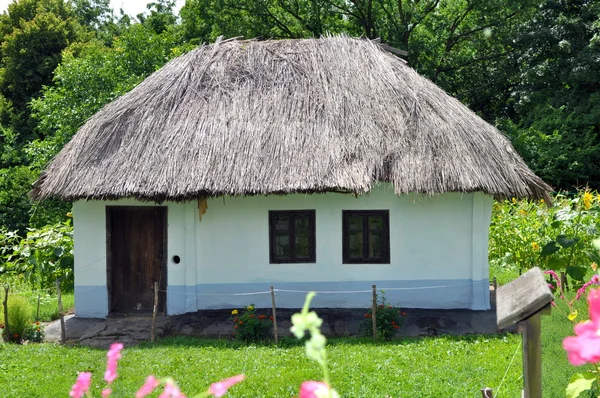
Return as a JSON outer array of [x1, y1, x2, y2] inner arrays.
[[497, 267, 553, 398], [151, 282, 159, 342], [56, 280, 66, 344], [270, 286, 278, 344], [2, 285, 10, 341], [371, 284, 377, 339]]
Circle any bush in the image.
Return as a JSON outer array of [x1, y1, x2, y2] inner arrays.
[[1, 295, 33, 343], [231, 304, 272, 343], [360, 291, 402, 339], [23, 321, 44, 343], [489, 190, 600, 287]]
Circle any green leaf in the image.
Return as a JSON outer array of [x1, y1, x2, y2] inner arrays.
[[566, 372, 596, 398], [557, 235, 580, 249], [541, 241, 561, 256], [547, 257, 566, 270], [566, 266, 587, 282], [550, 220, 562, 229]]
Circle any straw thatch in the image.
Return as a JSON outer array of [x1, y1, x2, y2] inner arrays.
[[31, 36, 552, 202]]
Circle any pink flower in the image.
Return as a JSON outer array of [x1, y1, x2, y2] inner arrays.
[[572, 275, 600, 303], [208, 374, 245, 397], [105, 343, 124, 383], [102, 388, 112, 397], [564, 289, 600, 365], [69, 372, 92, 398], [544, 270, 561, 290], [136, 375, 160, 398], [299, 381, 336, 398], [158, 381, 187, 398]]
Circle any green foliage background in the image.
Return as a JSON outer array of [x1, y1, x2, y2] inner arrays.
[[0, 0, 596, 299]]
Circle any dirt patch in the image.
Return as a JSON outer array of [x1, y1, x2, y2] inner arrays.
[[46, 306, 500, 349]]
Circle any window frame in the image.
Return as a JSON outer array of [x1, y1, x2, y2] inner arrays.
[[268, 210, 316, 264], [342, 210, 390, 264]]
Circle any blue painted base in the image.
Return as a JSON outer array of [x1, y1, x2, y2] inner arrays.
[[75, 285, 108, 318], [74, 279, 490, 318], [167, 279, 490, 315]]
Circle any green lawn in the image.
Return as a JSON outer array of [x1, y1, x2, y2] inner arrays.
[[1, 333, 522, 397], [0, 282, 593, 397]]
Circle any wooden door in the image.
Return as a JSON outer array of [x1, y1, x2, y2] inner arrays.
[[107, 206, 167, 314]]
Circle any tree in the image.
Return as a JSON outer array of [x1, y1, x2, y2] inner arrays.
[[506, 0, 600, 189], [0, 0, 83, 148]]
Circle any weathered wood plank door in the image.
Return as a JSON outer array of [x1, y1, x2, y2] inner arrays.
[[107, 206, 167, 314]]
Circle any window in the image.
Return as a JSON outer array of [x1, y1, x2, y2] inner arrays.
[[342, 210, 390, 264], [269, 210, 316, 263]]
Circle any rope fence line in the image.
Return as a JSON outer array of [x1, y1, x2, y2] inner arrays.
[[157, 282, 477, 297]]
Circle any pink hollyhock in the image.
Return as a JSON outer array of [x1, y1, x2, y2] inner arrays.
[[105, 342, 124, 383], [70, 372, 92, 398], [102, 388, 112, 397], [299, 381, 338, 398], [564, 288, 600, 365], [158, 381, 186, 398], [208, 374, 245, 397], [136, 375, 160, 398]]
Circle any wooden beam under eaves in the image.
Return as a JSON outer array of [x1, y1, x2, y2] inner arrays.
[[198, 198, 208, 220]]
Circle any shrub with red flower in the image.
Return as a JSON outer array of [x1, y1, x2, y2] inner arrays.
[[230, 304, 271, 343], [360, 290, 402, 339]]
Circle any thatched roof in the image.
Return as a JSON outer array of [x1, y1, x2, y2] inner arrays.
[[31, 36, 552, 202]]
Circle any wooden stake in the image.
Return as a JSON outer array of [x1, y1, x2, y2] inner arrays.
[[480, 387, 493, 397], [560, 271, 567, 292], [2, 285, 10, 342], [151, 282, 159, 342], [56, 280, 66, 344], [372, 284, 377, 339], [270, 286, 279, 344], [36, 293, 40, 323], [520, 313, 543, 398]]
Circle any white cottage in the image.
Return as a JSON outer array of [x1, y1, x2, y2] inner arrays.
[[31, 37, 551, 318]]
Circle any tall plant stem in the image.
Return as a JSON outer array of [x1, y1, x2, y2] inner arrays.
[[563, 206, 585, 291]]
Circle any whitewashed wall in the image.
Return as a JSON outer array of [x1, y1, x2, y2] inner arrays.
[[73, 185, 493, 318]]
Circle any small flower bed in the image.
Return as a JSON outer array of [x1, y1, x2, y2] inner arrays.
[[360, 291, 402, 339], [2, 321, 45, 343], [230, 304, 272, 343]]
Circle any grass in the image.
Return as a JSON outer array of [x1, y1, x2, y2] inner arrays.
[[0, 268, 593, 397], [0, 298, 591, 397], [0, 334, 524, 397]]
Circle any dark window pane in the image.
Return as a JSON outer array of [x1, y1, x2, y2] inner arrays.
[[368, 215, 384, 231], [275, 216, 290, 231], [295, 230, 309, 258], [348, 215, 363, 232], [349, 232, 363, 258], [295, 216, 309, 232], [275, 234, 290, 257], [368, 232, 383, 258], [270, 210, 315, 263]]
